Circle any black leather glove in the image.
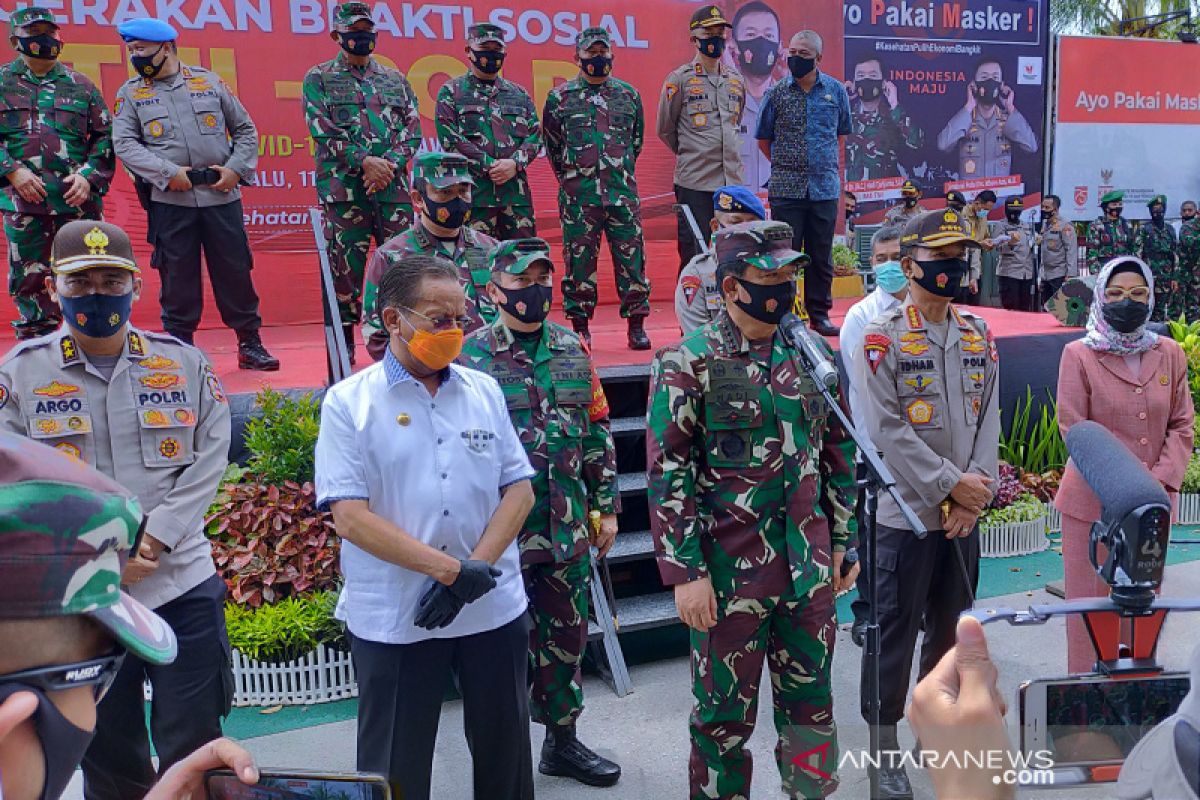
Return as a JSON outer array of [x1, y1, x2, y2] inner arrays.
[[447, 559, 502, 604], [413, 580, 465, 630]]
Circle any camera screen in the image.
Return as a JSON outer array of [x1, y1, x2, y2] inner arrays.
[[207, 774, 387, 800], [1044, 675, 1190, 765]]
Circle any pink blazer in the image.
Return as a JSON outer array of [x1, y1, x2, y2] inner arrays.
[[1055, 337, 1195, 523]]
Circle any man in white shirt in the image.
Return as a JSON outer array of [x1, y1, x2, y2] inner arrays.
[[837, 223, 907, 647], [314, 253, 537, 800]]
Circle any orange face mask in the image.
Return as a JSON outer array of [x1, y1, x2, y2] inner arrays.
[[407, 327, 463, 371]]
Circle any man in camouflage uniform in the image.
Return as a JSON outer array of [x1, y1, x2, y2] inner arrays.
[[882, 179, 926, 226], [1085, 189, 1136, 275], [303, 1, 421, 363], [845, 56, 922, 181], [436, 23, 540, 241], [362, 152, 498, 361], [647, 220, 858, 800], [543, 27, 650, 351], [1136, 194, 1179, 321], [458, 238, 621, 787], [1, 7, 113, 340], [0, 220, 232, 800], [1175, 211, 1200, 323]]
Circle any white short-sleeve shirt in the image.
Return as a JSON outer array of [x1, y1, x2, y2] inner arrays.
[[315, 352, 535, 644]]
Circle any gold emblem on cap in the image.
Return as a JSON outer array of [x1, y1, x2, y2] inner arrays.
[[396, 413, 411, 426], [943, 210, 956, 223], [84, 226, 110, 255]]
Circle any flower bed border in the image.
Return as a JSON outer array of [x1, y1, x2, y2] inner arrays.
[[1179, 494, 1200, 525], [980, 515, 1050, 558], [230, 644, 356, 707]]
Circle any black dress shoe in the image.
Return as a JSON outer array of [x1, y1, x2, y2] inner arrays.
[[237, 336, 280, 371], [811, 318, 841, 337], [851, 618, 867, 647], [627, 317, 651, 351], [870, 765, 913, 799], [570, 317, 591, 346], [539, 724, 621, 787]]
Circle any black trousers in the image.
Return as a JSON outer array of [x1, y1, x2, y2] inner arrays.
[[150, 200, 263, 339], [1040, 275, 1065, 308], [850, 464, 871, 627], [998, 276, 1034, 311], [768, 197, 837, 321], [351, 613, 534, 800], [674, 184, 715, 272], [82, 574, 232, 800], [861, 524, 979, 726]]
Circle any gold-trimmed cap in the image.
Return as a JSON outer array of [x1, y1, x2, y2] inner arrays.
[[899, 209, 982, 250], [51, 220, 140, 275]]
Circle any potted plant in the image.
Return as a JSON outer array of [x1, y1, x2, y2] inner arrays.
[[831, 242, 865, 298], [206, 388, 348, 705], [978, 463, 1049, 557]]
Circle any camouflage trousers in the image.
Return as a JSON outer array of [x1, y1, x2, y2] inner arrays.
[[560, 202, 650, 321], [5, 210, 91, 339], [1154, 268, 1199, 321], [689, 586, 838, 800], [468, 204, 535, 241], [1147, 257, 1176, 322], [321, 201, 411, 325], [522, 552, 589, 727]]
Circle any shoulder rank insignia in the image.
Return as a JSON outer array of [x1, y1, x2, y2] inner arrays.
[[60, 336, 79, 365], [127, 332, 145, 357], [905, 305, 924, 330]]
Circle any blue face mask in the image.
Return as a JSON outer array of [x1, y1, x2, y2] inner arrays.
[[59, 291, 133, 338], [976, 208, 989, 219], [874, 260, 908, 293]]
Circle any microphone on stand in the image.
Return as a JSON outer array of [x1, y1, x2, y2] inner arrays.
[[779, 312, 838, 389]]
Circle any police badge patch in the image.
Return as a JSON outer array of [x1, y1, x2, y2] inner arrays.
[[461, 428, 495, 453]]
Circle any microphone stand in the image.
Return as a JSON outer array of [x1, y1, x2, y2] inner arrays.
[[785, 337, 927, 799]]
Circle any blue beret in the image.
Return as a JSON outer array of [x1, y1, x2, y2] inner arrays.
[[117, 18, 178, 43], [713, 186, 766, 220]]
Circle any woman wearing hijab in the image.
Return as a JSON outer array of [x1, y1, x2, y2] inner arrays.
[[1055, 256, 1195, 673]]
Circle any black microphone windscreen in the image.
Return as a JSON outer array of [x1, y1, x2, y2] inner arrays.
[[1065, 420, 1170, 522]]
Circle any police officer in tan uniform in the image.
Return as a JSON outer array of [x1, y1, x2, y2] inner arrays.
[[855, 209, 1000, 798], [0, 219, 234, 800], [657, 5, 745, 271]]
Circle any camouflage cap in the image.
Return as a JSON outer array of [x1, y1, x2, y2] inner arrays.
[[412, 151, 474, 189], [900, 179, 920, 197], [332, 1, 372, 30], [0, 433, 177, 664], [489, 237, 554, 274], [714, 220, 810, 272], [467, 23, 505, 47], [1148, 194, 1167, 208], [50, 220, 139, 275], [10, 7, 58, 33], [690, 5, 731, 29], [1100, 189, 1124, 205], [900, 208, 982, 250], [576, 27, 610, 50]]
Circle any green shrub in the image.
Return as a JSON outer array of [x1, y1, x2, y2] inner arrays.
[[1000, 388, 1067, 475], [832, 242, 859, 276], [242, 387, 321, 485], [1183, 453, 1200, 495], [981, 493, 1046, 526], [224, 591, 345, 663]]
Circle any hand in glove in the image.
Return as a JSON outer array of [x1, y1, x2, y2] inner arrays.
[[447, 559, 502, 603], [413, 581, 466, 630]]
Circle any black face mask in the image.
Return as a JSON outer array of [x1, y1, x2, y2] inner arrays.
[[735, 37, 777, 76], [904, 198, 918, 209], [422, 193, 471, 229], [579, 54, 612, 78], [1151, 210, 1166, 225], [1042, 208, 1055, 218], [845, 207, 856, 220], [733, 277, 794, 324], [495, 282, 552, 324], [469, 49, 505, 75], [1006, 211, 1022, 223], [788, 55, 816, 80], [16, 33, 61, 60], [1184, 210, 1196, 220], [974, 78, 1001, 105], [1102, 298, 1150, 333], [911, 257, 969, 298], [1106, 205, 1124, 218], [338, 30, 376, 56], [856, 77, 883, 101], [696, 36, 725, 59], [131, 44, 167, 78], [0, 682, 95, 800]]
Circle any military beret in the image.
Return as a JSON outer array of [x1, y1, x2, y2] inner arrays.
[[712, 186, 766, 220], [117, 18, 178, 43], [945, 190, 967, 208], [900, 179, 920, 197], [690, 5, 731, 30], [1005, 196, 1023, 210], [714, 220, 809, 272], [1148, 194, 1167, 208], [489, 238, 554, 275], [899, 209, 982, 250], [333, 1, 372, 29], [10, 7, 58, 33], [51, 220, 139, 275], [0, 432, 176, 664], [467, 22, 505, 46], [412, 151, 474, 189], [1100, 189, 1124, 205], [576, 26, 610, 49]]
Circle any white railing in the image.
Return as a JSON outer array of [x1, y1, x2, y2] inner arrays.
[[229, 645, 357, 707], [980, 515, 1050, 558]]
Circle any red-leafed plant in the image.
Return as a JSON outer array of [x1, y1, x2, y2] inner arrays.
[[208, 479, 340, 608]]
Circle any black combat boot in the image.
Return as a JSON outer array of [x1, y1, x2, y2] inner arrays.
[[627, 316, 650, 350], [869, 725, 913, 799], [237, 333, 280, 371], [570, 317, 591, 346], [539, 723, 621, 787]]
